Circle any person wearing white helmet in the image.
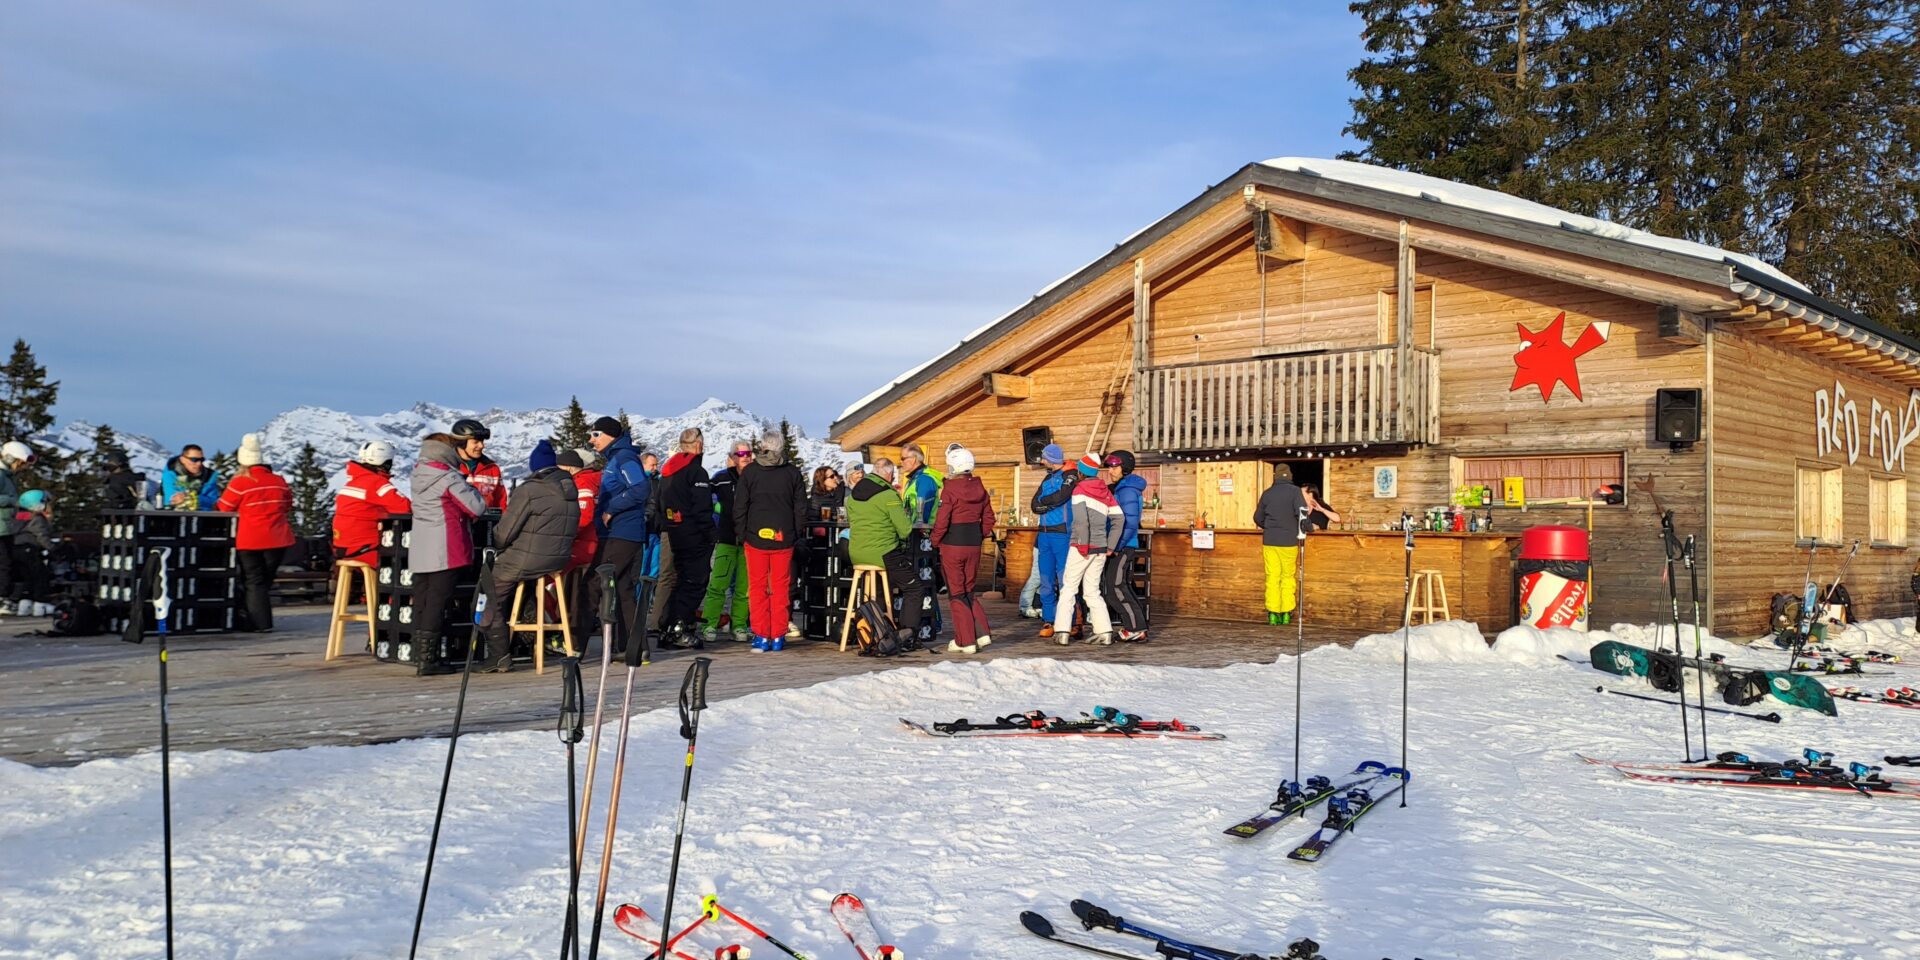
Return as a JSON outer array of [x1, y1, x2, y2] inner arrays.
[[0, 440, 33, 616], [333, 440, 412, 563]]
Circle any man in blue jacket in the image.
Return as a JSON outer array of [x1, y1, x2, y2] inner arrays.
[[591, 416, 651, 655], [1027, 443, 1079, 639]]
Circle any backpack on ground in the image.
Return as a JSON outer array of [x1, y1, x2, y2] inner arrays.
[[51, 598, 103, 637], [852, 598, 902, 657]]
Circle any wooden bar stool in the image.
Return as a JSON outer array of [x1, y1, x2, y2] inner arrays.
[[326, 560, 379, 660], [1404, 568, 1452, 625], [509, 571, 574, 674], [839, 564, 891, 652]]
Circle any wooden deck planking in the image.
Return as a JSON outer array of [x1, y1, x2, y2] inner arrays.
[[0, 601, 1394, 767]]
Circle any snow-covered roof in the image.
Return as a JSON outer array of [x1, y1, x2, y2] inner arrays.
[[1260, 157, 1809, 294]]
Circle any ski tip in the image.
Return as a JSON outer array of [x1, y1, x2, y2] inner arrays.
[[615, 903, 649, 925], [833, 892, 865, 910], [1019, 911, 1056, 937], [1357, 759, 1388, 773]]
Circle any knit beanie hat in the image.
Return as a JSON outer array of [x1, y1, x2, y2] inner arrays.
[[575, 447, 600, 469], [529, 439, 557, 472], [1076, 454, 1101, 476], [945, 445, 975, 474], [555, 447, 585, 469], [1041, 443, 1065, 466], [236, 433, 264, 467], [591, 416, 623, 437]]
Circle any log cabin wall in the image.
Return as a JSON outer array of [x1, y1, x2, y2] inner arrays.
[[1710, 329, 1920, 633], [1318, 249, 1709, 628]]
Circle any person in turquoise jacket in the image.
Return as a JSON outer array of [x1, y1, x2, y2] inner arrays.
[[161, 444, 223, 510]]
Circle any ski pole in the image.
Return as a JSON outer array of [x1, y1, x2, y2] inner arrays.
[[564, 564, 621, 960], [1399, 516, 1413, 808], [1292, 505, 1308, 788], [1661, 512, 1694, 761], [410, 552, 494, 960], [558, 655, 586, 960], [124, 547, 179, 960], [1685, 535, 1709, 758], [1594, 686, 1781, 723], [702, 896, 813, 960], [656, 657, 713, 957], [586, 575, 658, 960]]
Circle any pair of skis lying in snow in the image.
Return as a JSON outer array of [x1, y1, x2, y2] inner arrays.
[[900, 706, 1225, 740], [1022, 897, 1421, 960], [616, 892, 899, 960], [1828, 685, 1920, 709], [1219, 761, 1410, 862], [1581, 749, 1920, 799]]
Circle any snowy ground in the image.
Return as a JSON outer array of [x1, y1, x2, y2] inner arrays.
[[4, 619, 1919, 960]]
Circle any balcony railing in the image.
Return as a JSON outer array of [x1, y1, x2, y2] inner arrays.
[[1134, 345, 1438, 451]]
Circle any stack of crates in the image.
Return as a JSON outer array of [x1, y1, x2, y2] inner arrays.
[[1129, 531, 1153, 626], [901, 528, 941, 647], [372, 515, 496, 666], [96, 510, 239, 636], [795, 521, 851, 642]]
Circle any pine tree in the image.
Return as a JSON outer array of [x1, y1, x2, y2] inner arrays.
[[50, 423, 125, 528], [554, 396, 592, 451], [779, 418, 805, 474], [289, 442, 331, 538], [616, 408, 633, 436], [209, 449, 239, 483], [0, 338, 58, 444]]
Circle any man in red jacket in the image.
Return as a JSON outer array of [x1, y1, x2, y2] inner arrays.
[[333, 441, 411, 562], [215, 433, 295, 632], [451, 418, 506, 511]]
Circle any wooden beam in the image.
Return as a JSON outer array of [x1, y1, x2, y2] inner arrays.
[[1259, 211, 1308, 263], [980, 372, 1032, 399], [1657, 305, 1706, 345]]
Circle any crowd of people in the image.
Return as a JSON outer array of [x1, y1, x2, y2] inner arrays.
[[0, 415, 1169, 665]]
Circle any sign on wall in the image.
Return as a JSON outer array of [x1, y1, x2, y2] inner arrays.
[[1815, 380, 1920, 472], [1511, 312, 1612, 402], [1373, 465, 1398, 498]]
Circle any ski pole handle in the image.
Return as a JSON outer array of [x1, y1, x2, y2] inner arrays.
[[597, 563, 618, 623], [1661, 510, 1680, 560], [624, 576, 658, 667], [559, 657, 585, 745], [678, 657, 711, 739]]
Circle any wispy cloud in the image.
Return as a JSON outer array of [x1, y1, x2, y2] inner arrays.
[[1, 0, 1364, 443]]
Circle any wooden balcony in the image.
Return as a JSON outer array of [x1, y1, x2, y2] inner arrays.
[[1134, 345, 1439, 451]]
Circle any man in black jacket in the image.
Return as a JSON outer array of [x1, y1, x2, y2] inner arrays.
[[101, 451, 147, 511], [1252, 463, 1309, 626], [478, 445, 578, 671], [657, 427, 713, 647]]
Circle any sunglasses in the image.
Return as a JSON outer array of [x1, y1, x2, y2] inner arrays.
[[183, 456, 206, 463], [733, 450, 754, 458]]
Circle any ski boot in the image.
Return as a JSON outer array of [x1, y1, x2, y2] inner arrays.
[[750, 636, 769, 653], [1268, 611, 1281, 626]]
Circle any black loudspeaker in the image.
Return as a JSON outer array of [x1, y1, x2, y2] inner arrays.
[[1022, 426, 1052, 465], [1656, 388, 1701, 447]]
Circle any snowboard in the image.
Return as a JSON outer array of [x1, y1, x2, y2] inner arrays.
[[1587, 639, 1837, 716]]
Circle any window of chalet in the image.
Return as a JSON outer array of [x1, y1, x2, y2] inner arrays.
[[1870, 474, 1907, 547], [1378, 283, 1435, 348], [1796, 463, 1843, 544], [1457, 453, 1623, 504]]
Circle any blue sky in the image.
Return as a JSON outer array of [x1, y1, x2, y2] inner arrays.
[[1, 1, 1366, 446]]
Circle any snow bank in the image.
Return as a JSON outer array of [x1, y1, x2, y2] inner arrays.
[[6, 648, 1920, 960]]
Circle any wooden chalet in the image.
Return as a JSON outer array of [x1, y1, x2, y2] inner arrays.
[[830, 158, 1920, 635]]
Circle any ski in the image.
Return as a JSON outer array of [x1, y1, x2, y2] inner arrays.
[[1613, 767, 1920, 798], [612, 904, 708, 960], [1020, 911, 1184, 960], [1286, 768, 1409, 863], [1068, 900, 1245, 960], [900, 717, 1225, 741], [1576, 750, 1919, 786], [1827, 686, 1920, 710], [1223, 761, 1389, 839], [831, 893, 902, 960]]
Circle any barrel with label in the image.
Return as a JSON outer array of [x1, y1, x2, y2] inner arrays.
[[1517, 525, 1590, 630]]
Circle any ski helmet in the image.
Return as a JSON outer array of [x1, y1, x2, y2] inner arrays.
[[356, 440, 396, 468], [18, 490, 46, 511], [450, 418, 491, 441], [0, 440, 33, 465]]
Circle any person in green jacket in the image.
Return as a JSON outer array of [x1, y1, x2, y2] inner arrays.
[[847, 458, 911, 569]]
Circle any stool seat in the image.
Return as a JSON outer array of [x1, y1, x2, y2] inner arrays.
[[326, 559, 379, 660], [840, 564, 892, 652], [509, 570, 574, 674], [1404, 568, 1452, 626]]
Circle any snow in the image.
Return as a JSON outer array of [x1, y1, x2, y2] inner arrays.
[[6, 620, 1920, 959], [1261, 157, 1809, 294]]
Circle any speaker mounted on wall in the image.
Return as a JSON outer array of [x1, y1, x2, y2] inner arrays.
[[1022, 426, 1053, 465], [1655, 388, 1701, 450]]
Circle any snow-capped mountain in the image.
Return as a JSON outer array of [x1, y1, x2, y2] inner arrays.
[[39, 399, 855, 493]]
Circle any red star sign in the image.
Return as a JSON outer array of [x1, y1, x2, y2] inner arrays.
[[1511, 312, 1611, 402]]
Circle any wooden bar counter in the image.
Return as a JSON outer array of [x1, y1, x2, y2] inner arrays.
[[1002, 527, 1521, 634]]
